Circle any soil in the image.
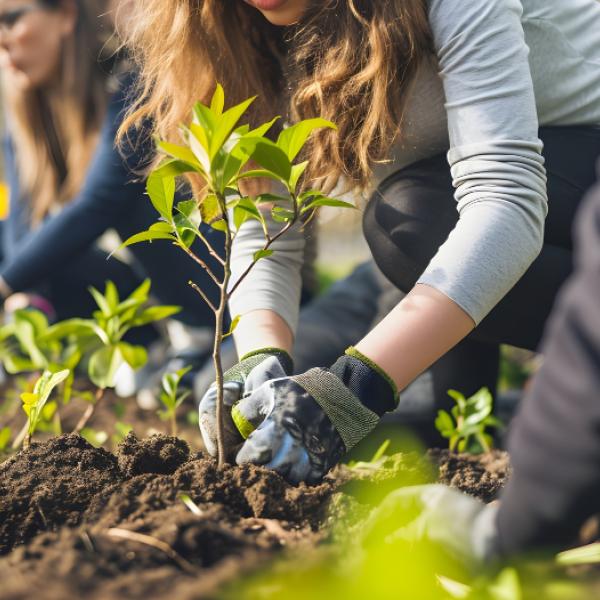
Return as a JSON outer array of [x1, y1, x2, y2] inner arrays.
[[0, 428, 511, 600]]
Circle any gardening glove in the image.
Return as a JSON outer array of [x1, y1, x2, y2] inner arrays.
[[198, 348, 293, 457], [234, 346, 399, 484], [363, 484, 500, 568]]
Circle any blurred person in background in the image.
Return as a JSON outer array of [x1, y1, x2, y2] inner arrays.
[[0, 0, 227, 393]]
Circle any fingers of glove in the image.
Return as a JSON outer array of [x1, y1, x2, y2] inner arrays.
[[235, 420, 312, 485], [230, 377, 283, 439], [198, 381, 244, 457], [244, 356, 290, 394]]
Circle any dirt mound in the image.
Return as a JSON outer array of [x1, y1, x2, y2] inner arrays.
[[0, 433, 334, 600], [0, 434, 121, 555], [428, 448, 510, 503]]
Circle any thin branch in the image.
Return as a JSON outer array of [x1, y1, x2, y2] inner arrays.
[[188, 281, 217, 313], [178, 240, 221, 287], [228, 195, 299, 299], [195, 228, 226, 266], [73, 388, 105, 434], [106, 528, 197, 574]]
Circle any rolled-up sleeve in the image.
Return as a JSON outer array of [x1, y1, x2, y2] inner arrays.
[[418, 0, 547, 323]]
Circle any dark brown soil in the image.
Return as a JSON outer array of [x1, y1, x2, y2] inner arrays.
[[0, 431, 511, 600], [0, 433, 334, 600], [428, 448, 511, 503]]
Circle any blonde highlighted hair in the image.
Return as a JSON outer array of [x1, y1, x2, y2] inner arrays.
[[121, 0, 432, 190], [3, 0, 116, 223]]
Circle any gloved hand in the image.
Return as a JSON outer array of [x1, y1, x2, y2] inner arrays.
[[198, 347, 293, 457], [234, 346, 399, 484], [363, 484, 500, 567]]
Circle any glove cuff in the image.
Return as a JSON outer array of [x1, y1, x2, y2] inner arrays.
[[238, 347, 293, 374], [329, 346, 398, 417]]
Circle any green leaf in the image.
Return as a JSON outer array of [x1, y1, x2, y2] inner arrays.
[[118, 342, 148, 370], [277, 118, 336, 162], [105, 281, 119, 312], [199, 193, 226, 228], [152, 159, 196, 180], [210, 96, 256, 160], [158, 141, 202, 171], [223, 314, 241, 339], [131, 305, 181, 327], [253, 249, 273, 261], [41, 319, 98, 343], [210, 83, 225, 115], [146, 171, 176, 219], [271, 206, 295, 223], [22, 369, 70, 436], [193, 102, 217, 135], [118, 229, 175, 250], [435, 410, 455, 438], [89, 286, 111, 317], [88, 345, 122, 389], [240, 138, 291, 182], [13, 316, 47, 368], [289, 161, 308, 193], [186, 124, 211, 173], [176, 199, 198, 218], [302, 197, 356, 213], [149, 221, 175, 233]]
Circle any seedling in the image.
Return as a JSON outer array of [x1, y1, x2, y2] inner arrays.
[[122, 85, 352, 466], [41, 279, 181, 432], [435, 387, 503, 454], [158, 366, 192, 437], [347, 439, 392, 472], [20, 369, 70, 447]]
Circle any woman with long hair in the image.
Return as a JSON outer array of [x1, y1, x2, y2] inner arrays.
[[0, 0, 222, 331], [122, 0, 600, 481]]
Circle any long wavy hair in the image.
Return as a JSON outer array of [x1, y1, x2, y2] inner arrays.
[[120, 0, 432, 190], [3, 0, 116, 223]]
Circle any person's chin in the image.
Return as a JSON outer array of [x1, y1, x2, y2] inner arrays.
[[244, 0, 305, 26]]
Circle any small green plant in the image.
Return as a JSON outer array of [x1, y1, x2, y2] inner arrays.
[[347, 439, 392, 472], [158, 366, 192, 437], [41, 279, 181, 432], [435, 388, 503, 454], [122, 85, 352, 466], [0, 309, 81, 404], [20, 369, 70, 447]]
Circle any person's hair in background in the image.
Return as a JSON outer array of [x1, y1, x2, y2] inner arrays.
[[120, 0, 432, 190], [0, 0, 116, 224]]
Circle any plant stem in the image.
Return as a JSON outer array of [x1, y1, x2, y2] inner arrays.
[[170, 411, 177, 438], [73, 388, 105, 434], [11, 420, 28, 449], [214, 192, 233, 467]]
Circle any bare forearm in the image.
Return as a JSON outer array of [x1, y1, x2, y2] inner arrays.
[[356, 283, 475, 391], [233, 309, 294, 358]]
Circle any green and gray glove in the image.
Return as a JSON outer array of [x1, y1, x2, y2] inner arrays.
[[198, 348, 293, 458], [234, 346, 399, 484]]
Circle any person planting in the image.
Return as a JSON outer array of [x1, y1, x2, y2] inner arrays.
[[121, 0, 600, 483]]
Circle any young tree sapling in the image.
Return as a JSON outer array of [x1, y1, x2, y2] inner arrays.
[[121, 85, 352, 466]]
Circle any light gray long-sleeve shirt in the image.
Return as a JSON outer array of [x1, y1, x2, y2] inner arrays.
[[229, 0, 600, 333]]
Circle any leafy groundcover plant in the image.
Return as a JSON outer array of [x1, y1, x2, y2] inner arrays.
[[435, 387, 503, 454], [122, 85, 353, 466], [0, 280, 180, 449]]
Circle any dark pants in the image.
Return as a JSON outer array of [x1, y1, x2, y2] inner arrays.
[[363, 127, 600, 405]]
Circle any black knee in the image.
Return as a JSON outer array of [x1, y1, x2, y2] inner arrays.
[[363, 154, 457, 293]]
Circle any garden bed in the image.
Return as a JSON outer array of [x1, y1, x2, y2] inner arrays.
[[0, 426, 509, 600]]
